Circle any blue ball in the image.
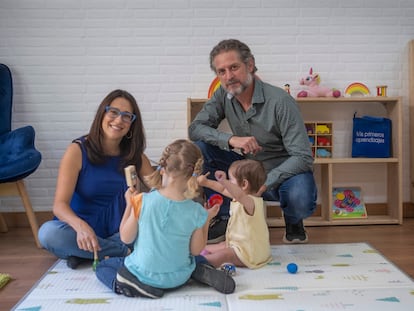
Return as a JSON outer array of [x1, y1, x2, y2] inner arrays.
[[287, 263, 298, 274]]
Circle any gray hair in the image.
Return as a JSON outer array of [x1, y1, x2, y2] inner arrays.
[[209, 39, 258, 73]]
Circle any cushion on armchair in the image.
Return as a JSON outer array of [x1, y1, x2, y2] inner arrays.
[[0, 125, 42, 183]]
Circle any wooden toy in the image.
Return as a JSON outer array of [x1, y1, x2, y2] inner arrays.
[[376, 85, 387, 97], [92, 250, 98, 271], [124, 165, 138, 189], [306, 124, 314, 134], [316, 148, 332, 158], [317, 137, 331, 146], [308, 136, 315, 146], [344, 82, 370, 97], [316, 124, 330, 134]]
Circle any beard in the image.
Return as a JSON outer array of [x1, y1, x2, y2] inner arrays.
[[225, 73, 253, 97]]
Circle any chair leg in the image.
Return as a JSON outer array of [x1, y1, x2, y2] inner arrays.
[[0, 213, 8, 232], [16, 180, 41, 248]]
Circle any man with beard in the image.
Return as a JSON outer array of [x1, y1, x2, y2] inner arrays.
[[189, 39, 317, 245]]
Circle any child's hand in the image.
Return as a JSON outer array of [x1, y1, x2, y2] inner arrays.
[[207, 203, 219, 220], [197, 172, 210, 186], [214, 170, 227, 182], [124, 186, 138, 202]]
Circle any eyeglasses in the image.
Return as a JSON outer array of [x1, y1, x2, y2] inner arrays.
[[105, 106, 136, 123]]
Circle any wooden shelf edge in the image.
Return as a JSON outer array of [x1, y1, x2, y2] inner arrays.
[[314, 158, 399, 164], [296, 96, 400, 103], [266, 216, 402, 227], [188, 97, 401, 103]]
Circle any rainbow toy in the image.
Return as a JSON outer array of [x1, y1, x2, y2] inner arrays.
[[344, 82, 370, 97], [207, 77, 221, 98]]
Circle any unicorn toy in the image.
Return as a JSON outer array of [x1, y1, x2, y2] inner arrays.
[[297, 68, 341, 98]]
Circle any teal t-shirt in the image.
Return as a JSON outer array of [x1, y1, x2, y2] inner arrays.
[[124, 190, 207, 289]]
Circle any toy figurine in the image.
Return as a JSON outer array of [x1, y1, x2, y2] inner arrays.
[[297, 68, 341, 98], [284, 83, 291, 94]]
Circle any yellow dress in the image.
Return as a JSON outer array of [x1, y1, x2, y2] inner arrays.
[[226, 195, 272, 269]]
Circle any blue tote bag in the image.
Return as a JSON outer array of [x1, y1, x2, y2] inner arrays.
[[351, 115, 392, 158]]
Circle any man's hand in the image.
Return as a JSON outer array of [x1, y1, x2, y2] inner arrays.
[[229, 136, 263, 155], [256, 184, 267, 196]]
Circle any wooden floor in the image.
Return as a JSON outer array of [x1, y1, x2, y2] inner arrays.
[[1, 220, 414, 310]]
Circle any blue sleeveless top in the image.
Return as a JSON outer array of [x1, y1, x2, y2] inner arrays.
[[68, 136, 128, 238]]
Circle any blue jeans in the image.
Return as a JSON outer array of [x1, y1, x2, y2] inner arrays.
[[96, 257, 125, 291], [195, 141, 317, 224], [38, 220, 130, 260]]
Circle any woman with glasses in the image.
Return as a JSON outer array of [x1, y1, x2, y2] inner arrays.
[[38, 89, 154, 269]]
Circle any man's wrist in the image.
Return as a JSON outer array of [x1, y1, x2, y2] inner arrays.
[[228, 136, 234, 149]]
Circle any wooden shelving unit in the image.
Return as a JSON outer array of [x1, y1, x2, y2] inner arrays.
[[409, 40, 414, 203], [187, 97, 403, 227]]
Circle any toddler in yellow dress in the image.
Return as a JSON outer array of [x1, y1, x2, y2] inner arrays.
[[197, 159, 272, 269]]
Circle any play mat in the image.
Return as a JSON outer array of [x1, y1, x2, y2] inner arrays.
[[12, 242, 414, 311]]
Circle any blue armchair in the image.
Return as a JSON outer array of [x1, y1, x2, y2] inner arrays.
[[0, 63, 42, 247]]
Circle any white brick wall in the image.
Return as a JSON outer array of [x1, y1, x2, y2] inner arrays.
[[1, 0, 413, 211]]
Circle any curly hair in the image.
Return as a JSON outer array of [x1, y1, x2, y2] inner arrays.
[[144, 139, 203, 199], [209, 39, 258, 74]]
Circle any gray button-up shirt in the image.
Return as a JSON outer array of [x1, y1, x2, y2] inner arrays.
[[189, 78, 314, 189]]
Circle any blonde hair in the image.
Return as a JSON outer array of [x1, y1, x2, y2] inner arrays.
[[144, 139, 203, 199]]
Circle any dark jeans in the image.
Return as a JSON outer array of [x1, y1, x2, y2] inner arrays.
[[194, 141, 317, 224], [96, 256, 209, 292]]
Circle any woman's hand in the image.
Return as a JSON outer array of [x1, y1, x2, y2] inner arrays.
[[76, 221, 100, 253]]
